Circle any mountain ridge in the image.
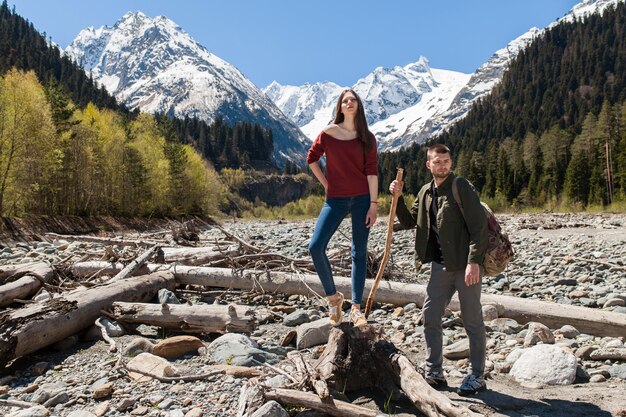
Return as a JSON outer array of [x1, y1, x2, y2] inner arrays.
[[265, 0, 623, 151], [65, 11, 309, 165]]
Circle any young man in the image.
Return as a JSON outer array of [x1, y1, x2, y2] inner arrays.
[[389, 143, 488, 396]]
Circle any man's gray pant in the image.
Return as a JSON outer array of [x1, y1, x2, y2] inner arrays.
[[423, 261, 486, 376]]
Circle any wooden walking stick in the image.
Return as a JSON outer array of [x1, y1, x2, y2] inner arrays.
[[365, 168, 403, 319]]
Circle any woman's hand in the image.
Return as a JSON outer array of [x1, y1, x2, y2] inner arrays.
[[365, 204, 378, 228]]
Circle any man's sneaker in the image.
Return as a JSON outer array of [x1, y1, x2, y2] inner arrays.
[[457, 374, 487, 396], [417, 367, 448, 387]]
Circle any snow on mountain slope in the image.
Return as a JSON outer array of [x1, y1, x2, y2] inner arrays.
[[65, 12, 309, 164], [266, 0, 623, 151]]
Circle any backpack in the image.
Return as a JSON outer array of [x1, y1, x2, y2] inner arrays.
[[452, 178, 514, 276]]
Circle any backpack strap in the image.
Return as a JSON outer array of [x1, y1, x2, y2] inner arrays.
[[452, 177, 466, 221]]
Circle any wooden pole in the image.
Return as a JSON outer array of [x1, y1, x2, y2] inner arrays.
[[364, 168, 403, 318]]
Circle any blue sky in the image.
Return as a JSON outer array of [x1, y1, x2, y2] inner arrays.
[[8, 0, 581, 88]]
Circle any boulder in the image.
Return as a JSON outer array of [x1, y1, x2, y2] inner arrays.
[[152, 336, 205, 359], [510, 344, 577, 386], [296, 318, 332, 349]]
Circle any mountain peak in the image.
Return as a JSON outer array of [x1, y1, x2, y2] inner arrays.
[[65, 11, 310, 164]]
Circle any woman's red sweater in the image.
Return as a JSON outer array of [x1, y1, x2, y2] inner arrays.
[[306, 131, 378, 198]]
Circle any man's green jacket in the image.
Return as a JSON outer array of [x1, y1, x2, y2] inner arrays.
[[395, 172, 488, 272]]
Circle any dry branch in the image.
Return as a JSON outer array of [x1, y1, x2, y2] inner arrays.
[[112, 244, 160, 280]]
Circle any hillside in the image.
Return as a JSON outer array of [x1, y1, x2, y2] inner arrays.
[[378, 2, 626, 209]]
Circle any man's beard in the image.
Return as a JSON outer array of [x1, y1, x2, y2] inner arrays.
[[433, 170, 450, 180]]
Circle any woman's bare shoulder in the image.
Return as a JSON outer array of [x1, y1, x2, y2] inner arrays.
[[323, 124, 340, 136]]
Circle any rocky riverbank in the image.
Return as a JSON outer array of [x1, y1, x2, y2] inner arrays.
[[0, 212, 625, 417]]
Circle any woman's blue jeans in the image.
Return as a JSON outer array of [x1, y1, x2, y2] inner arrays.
[[308, 194, 370, 305]]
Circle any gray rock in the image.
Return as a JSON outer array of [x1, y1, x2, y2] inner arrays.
[[486, 318, 521, 334], [123, 337, 154, 357], [98, 317, 126, 337], [30, 382, 66, 404], [158, 288, 180, 304], [263, 375, 292, 388], [608, 364, 626, 380], [296, 318, 332, 349], [589, 348, 626, 361], [250, 400, 289, 417], [117, 397, 137, 412], [554, 325, 579, 339], [443, 338, 470, 359], [482, 304, 498, 321], [209, 333, 279, 366], [6, 406, 50, 417], [505, 348, 527, 364], [524, 322, 555, 346], [43, 391, 69, 407], [157, 398, 176, 409], [509, 344, 577, 386], [283, 310, 311, 327], [590, 374, 606, 382], [575, 345, 597, 359], [67, 411, 97, 417], [33, 290, 51, 302], [603, 298, 625, 308], [403, 302, 418, 313]]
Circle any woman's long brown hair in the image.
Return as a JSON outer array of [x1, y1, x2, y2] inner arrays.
[[332, 89, 374, 151]]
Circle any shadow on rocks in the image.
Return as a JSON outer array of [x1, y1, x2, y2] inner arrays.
[[457, 390, 613, 417]]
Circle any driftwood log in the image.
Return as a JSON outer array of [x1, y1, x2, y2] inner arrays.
[[111, 245, 161, 281], [0, 271, 175, 367], [111, 301, 256, 334], [70, 263, 626, 338], [311, 324, 478, 417], [264, 388, 379, 417], [0, 262, 54, 307]]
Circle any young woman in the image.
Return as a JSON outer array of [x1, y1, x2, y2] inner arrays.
[[307, 89, 378, 326]]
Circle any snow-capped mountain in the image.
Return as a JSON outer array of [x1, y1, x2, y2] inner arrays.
[[65, 12, 310, 164], [265, 57, 470, 150], [266, 0, 623, 151], [263, 81, 345, 140]]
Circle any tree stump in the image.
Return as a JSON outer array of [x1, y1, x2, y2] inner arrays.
[[311, 323, 479, 417]]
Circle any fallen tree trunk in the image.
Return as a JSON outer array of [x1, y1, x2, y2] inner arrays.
[[112, 245, 160, 281], [0, 271, 175, 367], [70, 263, 626, 338], [0, 262, 54, 307], [161, 246, 239, 265], [111, 301, 256, 334]]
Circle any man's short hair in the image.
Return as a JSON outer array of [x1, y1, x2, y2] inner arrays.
[[427, 143, 451, 161]]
